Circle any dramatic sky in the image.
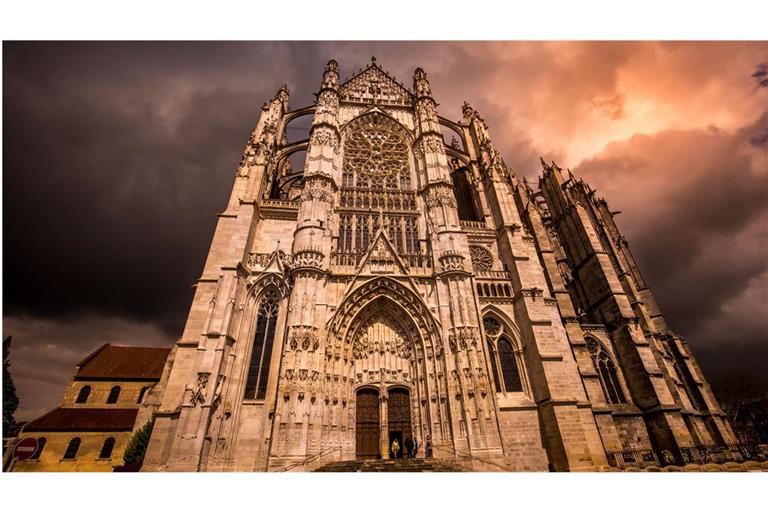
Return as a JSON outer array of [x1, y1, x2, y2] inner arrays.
[[4, 42, 767, 420]]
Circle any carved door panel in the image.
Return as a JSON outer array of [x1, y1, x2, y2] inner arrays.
[[388, 388, 412, 441], [356, 389, 380, 458]]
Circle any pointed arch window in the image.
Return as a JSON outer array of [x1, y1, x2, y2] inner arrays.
[[586, 338, 626, 404], [404, 218, 419, 253], [483, 316, 526, 394], [498, 336, 523, 392], [339, 214, 353, 251], [245, 288, 281, 400], [75, 385, 91, 404]]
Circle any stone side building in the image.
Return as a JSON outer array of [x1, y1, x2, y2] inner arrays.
[[142, 58, 738, 472], [10, 344, 169, 472]]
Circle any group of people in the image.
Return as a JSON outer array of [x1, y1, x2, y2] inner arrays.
[[390, 434, 432, 459]]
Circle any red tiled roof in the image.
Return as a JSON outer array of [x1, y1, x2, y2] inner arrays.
[[23, 408, 139, 432], [75, 344, 170, 380]]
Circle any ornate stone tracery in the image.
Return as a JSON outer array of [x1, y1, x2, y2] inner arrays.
[[339, 65, 413, 105], [483, 312, 527, 395], [351, 309, 414, 361], [470, 246, 494, 271], [343, 113, 410, 182], [288, 325, 320, 352]]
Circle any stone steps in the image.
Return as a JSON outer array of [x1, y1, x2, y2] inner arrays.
[[314, 458, 467, 472]]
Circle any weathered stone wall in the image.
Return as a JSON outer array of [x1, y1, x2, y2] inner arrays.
[[12, 431, 133, 472], [62, 379, 155, 408]]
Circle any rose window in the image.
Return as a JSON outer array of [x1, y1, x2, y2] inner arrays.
[[470, 246, 493, 271], [343, 116, 409, 183]]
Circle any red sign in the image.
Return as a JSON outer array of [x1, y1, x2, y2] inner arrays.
[[13, 438, 38, 461]]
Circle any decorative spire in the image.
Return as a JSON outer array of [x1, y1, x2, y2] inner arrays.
[[322, 59, 339, 91], [462, 101, 475, 121], [273, 84, 290, 103], [413, 67, 432, 99]]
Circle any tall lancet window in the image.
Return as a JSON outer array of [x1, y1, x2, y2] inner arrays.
[[663, 339, 704, 411], [483, 316, 525, 394], [245, 288, 280, 400], [450, 167, 480, 221], [586, 337, 626, 404]]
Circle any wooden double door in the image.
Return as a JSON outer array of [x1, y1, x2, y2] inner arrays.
[[355, 387, 412, 459]]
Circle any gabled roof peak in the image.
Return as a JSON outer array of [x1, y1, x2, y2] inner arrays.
[[339, 59, 414, 106]]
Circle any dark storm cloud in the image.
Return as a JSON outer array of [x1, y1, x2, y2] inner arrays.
[[574, 113, 768, 376], [3, 42, 768, 418], [3, 43, 326, 331]]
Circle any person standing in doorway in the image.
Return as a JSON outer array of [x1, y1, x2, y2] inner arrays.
[[391, 438, 400, 460], [425, 435, 433, 459], [413, 437, 419, 458], [405, 436, 414, 459]]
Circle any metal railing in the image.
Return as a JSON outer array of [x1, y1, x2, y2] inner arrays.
[[606, 443, 767, 469], [432, 444, 511, 472], [605, 447, 659, 469], [276, 446, 342, 473], [678, 443, 767, 465]]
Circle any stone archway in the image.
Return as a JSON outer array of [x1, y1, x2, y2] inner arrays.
[[348, 298, 420, 459], [328, 277, 450, 460]]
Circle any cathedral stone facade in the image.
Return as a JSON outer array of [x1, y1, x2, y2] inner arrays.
[[142, 59, 737, 472]]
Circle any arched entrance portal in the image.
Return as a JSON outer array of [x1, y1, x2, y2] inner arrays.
[[330, 278, 448, 461], [387, 387, 411, 459], [355, 389, 380, 459]]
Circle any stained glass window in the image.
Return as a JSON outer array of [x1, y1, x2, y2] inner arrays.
[[245, 288, 280, 400], [586, 337, 626, 404], [483, 315, 526, 394]]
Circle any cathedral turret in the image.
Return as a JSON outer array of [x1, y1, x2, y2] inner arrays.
[[273, 59, 341, 461], [413, 68, 458, 229]]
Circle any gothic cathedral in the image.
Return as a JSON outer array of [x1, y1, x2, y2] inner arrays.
[[141, 59, 737, 471]]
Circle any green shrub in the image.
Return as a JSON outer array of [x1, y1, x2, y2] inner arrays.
[[123, 416, 155, 465]]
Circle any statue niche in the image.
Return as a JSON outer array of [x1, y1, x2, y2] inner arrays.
[[349, 300, 417, 386]]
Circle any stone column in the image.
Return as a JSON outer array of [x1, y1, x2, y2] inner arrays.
[[380, 390, 390, 459]]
